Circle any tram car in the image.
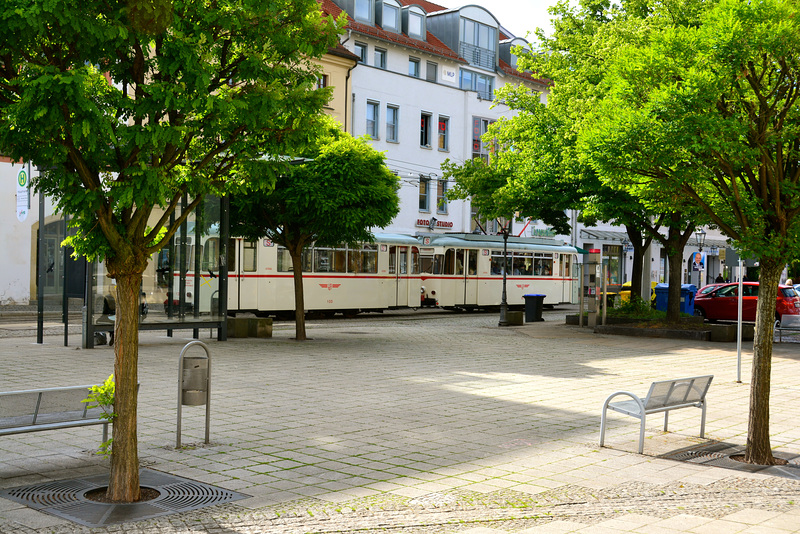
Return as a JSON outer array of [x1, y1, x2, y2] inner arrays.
[[157, 232, 579, 318], [226, 233, 423, 317], [417, 234, 579, 310]]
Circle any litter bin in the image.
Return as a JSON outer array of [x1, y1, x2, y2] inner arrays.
[[680, 284, 697, 315], [523, 294, 546, 322], [654, 283, 669, 312]]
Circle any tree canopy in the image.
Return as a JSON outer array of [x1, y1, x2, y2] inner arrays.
[[572, 0, 800, 464], [0, 0, 341, 500], [231, 120, 400, 340]]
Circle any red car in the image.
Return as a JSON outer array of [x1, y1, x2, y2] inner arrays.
[[693, 282, 800, 323]]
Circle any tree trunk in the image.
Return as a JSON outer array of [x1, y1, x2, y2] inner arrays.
[[630, 243, 644, 299], [664, 225, 685, 323], [290, 248, 307, 341], [107, 270, 142, 501], [745, 258, 780, 465]]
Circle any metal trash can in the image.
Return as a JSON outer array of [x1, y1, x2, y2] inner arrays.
[[523, 294, 546, 322]]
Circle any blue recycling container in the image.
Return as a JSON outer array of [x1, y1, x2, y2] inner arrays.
[[680, 284, 697, 315], [654, 283, 669, 311], [654, 283, 697, 315]]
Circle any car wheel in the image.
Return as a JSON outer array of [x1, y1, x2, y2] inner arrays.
[[694, 307, 706, 320]]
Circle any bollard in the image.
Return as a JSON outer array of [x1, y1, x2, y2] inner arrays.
[[177, 340, 211, 448]]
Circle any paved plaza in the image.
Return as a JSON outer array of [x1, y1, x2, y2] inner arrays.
[[2, 307, 800, 533]]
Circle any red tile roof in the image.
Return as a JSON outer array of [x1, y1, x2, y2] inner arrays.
[[317, 0, 543, 86], [498, 59, 550, 87], [397, 0, 448, 13], [319, 0, 463, 62]]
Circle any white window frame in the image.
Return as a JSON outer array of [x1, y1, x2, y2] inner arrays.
[[409, 57, 420, 77], [366, 100, 379, 139], [420, 112, 432, 148], [438, 115, 449, 151], [374, 48, 387, 69], [386, 105, 399, 142]]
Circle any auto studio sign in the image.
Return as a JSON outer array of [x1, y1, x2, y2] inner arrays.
[[16, 168, 29, 222]]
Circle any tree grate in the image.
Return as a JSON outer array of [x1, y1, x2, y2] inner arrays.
[[660, 441, 800, 480], [0, 468, 248, 527]]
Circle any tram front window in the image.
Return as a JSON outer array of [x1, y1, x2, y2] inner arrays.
[[420, 255, 434, 274]]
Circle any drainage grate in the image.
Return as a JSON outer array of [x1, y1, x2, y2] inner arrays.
[[0, 468, 248, 528]]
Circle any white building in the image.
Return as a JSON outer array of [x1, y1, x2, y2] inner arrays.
[[321, 0, 548, 235]]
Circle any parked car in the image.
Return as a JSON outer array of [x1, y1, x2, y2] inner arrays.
[[693, 282, 800, 323]]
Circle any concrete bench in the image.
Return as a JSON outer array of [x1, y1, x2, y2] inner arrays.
[[0, 385, 109, 443], [599, 375, 713, 454], [776, 315, 800, 342]]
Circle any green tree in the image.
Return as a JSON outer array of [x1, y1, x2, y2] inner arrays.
[[0, 0, 340, 501], [230, 122, 400, 341], [580, 0, 800, 464]]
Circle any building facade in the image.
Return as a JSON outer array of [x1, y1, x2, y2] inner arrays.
[[320, 0, 548, 236]]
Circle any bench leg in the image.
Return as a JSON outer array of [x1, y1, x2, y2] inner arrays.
[[103, 422, 108, 444], [664, 410, 669, 432], [700, 401, 706, 438], [600, 406, 608, 447], [638, 414, 646, 454]]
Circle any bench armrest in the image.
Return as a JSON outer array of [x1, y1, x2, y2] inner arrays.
[[601, 391, 646, 415]]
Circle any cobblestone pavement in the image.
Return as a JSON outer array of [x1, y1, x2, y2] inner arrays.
[[2, 307, 800, 533]]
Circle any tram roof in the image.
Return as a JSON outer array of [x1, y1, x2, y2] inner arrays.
[[373, 233, 426, 246], [421, 234, 578, 254]]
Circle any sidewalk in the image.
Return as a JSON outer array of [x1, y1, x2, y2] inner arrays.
[[2, 308, 800, 533]]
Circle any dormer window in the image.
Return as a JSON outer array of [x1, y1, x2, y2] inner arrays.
[[383, 4, 400, 32], [460, 18, 497, 70], [408, 11, 424, 38], [355, 0, 371, 23]]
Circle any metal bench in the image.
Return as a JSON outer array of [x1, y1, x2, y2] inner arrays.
[[776, 315, 800, 342], [0, 385, 109, 442], [600, 375, 713, 454]]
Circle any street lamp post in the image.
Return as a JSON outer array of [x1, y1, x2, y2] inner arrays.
[[498, 218, 510, 326], [695, 229, 706, 286]]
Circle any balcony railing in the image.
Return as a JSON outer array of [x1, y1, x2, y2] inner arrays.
[[459, 42, 495, 70]]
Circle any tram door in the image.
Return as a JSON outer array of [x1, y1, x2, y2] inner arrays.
[[389, 246, 409, 307], [228, 239, 259, 311], [464, 249, 479, 305]]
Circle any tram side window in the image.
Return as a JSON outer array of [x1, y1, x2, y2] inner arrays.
[[534, 253, 553, 276], [315, 248, 345, 273], [347, 247, 363, 273], [362, 245, 378, 273], [411, 247, 420, 274], [201, 238, 220, 271], [302, 248, 313, 272], [277, 246, 292, 272], [242, 241, 257, 272], [513, 252, 532, 276], [443, 248, 456, 275], [389, 246, 397, 274], [490, 252, 510, 275], [467, 249, 477, 275]]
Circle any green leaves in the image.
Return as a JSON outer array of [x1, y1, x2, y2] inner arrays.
[[0, 0, 342, 270]]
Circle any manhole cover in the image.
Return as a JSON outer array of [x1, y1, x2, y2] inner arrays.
[[0, 468, 248, 527]]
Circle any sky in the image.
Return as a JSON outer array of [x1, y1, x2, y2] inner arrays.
[[436, 0, 561, 40]]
